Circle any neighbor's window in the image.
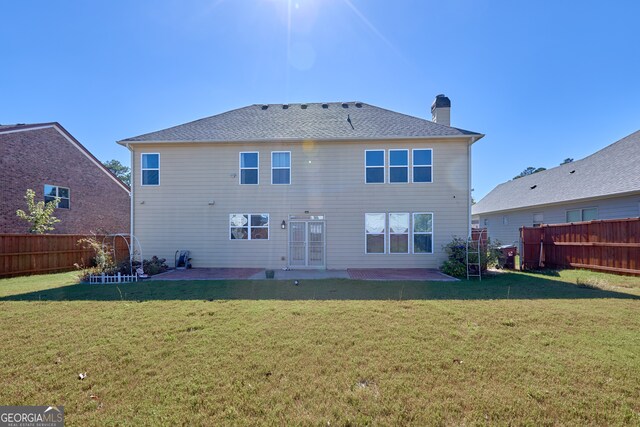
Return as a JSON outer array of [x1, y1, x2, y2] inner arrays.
[[533, 213, 544, 227], [365, 213, 385, 253], [365, 150, 385, 183], [389, 213, 409, 253], [44, 185, 70, 209], [566, 208, 598, 222], [141, 153, 160, 186], [240, 152, 259, 185], [412, 149, 433, 183], [272, 152, 291, 184], [413, 213, 433, 253], [502, 216, 509, 225], [389, 150, 409, 183], [230, 214, 269, 240]]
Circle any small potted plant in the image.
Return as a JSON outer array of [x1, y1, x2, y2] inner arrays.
[[265, 269, 275, 279]]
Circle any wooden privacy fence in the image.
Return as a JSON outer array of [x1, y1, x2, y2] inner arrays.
[[520, 218, 640, 275], [0, 234, 130, 278]]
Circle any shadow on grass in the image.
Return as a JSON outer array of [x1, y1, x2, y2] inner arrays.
[[1, 273, 638, 301]]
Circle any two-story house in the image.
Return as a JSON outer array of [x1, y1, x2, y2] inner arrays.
[[0, 122, 130, 234], [117, 96, 482, 270]]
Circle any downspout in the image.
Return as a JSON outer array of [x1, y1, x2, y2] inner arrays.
[[468, 136, 476, 238], [126, 143, 134, 266]]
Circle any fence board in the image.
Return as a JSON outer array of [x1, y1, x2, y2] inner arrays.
[[0, 234, 130, 278], [520, 218, 640, 276]]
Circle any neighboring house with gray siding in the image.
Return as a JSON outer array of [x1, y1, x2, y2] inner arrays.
[[473, 130, 640, 245], [118, 96, 483, 270]]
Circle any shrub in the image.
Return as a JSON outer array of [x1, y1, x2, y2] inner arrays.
[[440, 236, 501, 278], [143, 256, 169, 276]]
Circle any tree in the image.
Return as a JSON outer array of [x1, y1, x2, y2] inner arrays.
[[513, 166, 546, 180], [560, 158, 574, 165], [16, 189, 60, 234], [103, 159, 131, 186]]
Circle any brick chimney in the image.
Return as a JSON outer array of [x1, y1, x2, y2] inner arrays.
[[431, 94, 451, 126]]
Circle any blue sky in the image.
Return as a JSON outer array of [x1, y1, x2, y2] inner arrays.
[[2, 0, 639, 198]]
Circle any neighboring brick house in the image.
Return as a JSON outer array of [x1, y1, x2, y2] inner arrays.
[[0, 123, 130, 234]]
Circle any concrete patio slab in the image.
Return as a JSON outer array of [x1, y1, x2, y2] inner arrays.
[[348, 268, 458, 281], [152, 268, 264, 281], [248, 269, 350, 280]]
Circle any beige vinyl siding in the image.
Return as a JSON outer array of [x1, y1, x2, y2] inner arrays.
[[131, 139, 470, 269]]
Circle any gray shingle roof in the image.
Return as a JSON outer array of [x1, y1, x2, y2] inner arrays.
[[119, 102, 481, 143], [473, 130, 640, 215]]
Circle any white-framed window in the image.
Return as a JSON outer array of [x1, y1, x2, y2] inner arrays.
[[141, 153, 160, 186], [413, 212, 433, 254], [566, 207, 598, 223], [412, 149, 433, 183], [389, 149, 409, 183], [365, 213, 386, 253], [365, 150, 385, 184], [389, 213, 409, 253], [240, 152, 259, 185], [229, 214, 269, 240], [272, 151, 291, 185], [533, 213, 544, 227], [44, 185, 70, 209]]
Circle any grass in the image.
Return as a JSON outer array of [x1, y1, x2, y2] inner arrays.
[[0, 270, 639, 425]]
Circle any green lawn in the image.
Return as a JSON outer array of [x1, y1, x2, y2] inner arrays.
[[1, 270, 639, 425]]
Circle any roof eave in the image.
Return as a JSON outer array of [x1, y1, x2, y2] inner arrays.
[[117, 133, 482, 146]]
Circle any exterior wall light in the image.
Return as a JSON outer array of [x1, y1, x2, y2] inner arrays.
[[281, 220, 286, 229]]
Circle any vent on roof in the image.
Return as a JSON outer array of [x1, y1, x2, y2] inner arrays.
[[322, 104, 328, 109], [530, 185, 537, 190], [283, 104, 289, 109], [261, 105, 268, 110], [570, 170, 576, 174], [342, 103, 348, 108], [301, 104, 307, 109], [355, 102, 363, 108]]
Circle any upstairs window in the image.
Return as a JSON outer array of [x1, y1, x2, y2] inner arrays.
[[272, 152, 291, 184], [412, 149, 433, 183], [413, 213, 433, 253], [240, 152, 259, 185], [44, 185, 70, 209], [230, 214, 269, 240], [141, 153, 160, 186], [365, 213, 386, 253], [389, 150, 408, 183], [365, 150, 385, 183]]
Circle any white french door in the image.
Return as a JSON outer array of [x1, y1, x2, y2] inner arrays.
[[289, 221, 325, 268]]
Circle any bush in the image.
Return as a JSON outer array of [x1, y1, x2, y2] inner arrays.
[[440, 236, 501, 278], [102, 256, 168, 277]]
